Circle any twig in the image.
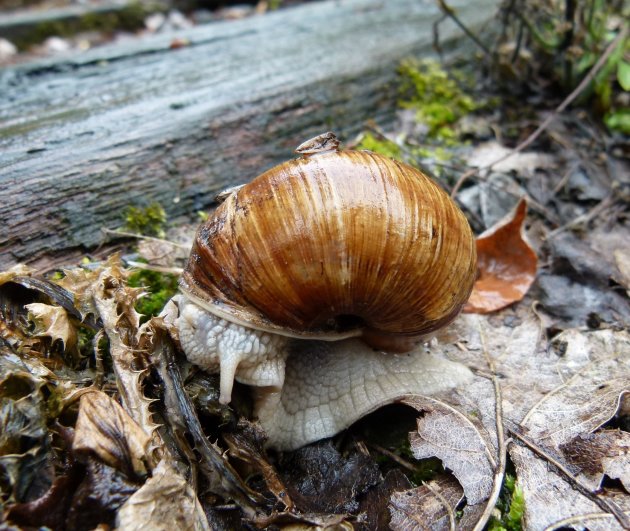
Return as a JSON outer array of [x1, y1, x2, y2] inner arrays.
[[367, 442, 421, 474], [432, 13, 448, 56], [125, 260, 184, 276], [508, 427, 630, 530], [551, 160, 580, 194], [101, 227, 190, 250], [450, 26, 628, 197], [424, 481, 457, 531], [546, 194, 614, 238], [510, 20, 525, 64], [436, 0, 492, 57], [543, 512, 630, 531], [472, 325, 508, 531]]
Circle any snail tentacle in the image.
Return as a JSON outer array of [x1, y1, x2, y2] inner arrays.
[[175, 295, 289, 404]]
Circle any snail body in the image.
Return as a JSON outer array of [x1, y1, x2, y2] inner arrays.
[[173, 133, 477, 440]]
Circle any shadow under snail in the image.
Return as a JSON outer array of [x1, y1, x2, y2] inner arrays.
[[167, 132, 477, 450]]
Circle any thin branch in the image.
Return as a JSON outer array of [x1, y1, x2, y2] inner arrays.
[[451, 26, 628, 197], [436, 0, 492, 57], [545, 194, 614, 239], [543, 511, 630, 531], [367, 442, 421, 474], [472, 324, 508, 531], [101, 227, 190, 250], [508, 427, 630, 530], [424, 481, 457, 531], [125, 260, 184, 276]]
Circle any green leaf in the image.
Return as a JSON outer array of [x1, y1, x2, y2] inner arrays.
[[605, 109, 630, 134], [617, 60, 630, 91]]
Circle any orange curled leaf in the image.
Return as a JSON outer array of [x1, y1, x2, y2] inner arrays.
[[464, 198, 537, 313]]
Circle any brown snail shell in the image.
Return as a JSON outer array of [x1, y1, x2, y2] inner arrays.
[[181, 133, 477, 350]]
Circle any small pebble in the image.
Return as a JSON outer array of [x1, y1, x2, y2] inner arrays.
[[167, 10, 193, 30], [145, 12, 166, 32], [44, 36, 71, 54], [0, 38, 17, 60]]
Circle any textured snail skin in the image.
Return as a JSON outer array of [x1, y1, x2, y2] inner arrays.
[[174, 294, 473, 450], [254, 338, 473, 451], [176, 294, 290, 402]]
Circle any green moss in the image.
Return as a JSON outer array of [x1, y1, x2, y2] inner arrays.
[[398, 59, 478, 141], [488, 474, 525, 531], [77, 326, 96, 358], [123, 202, 167, 238], [128, 269, 179, 321], [605, 108, 630, 135], [357, 132, 404, 160]]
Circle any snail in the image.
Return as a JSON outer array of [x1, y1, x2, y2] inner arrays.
[[168, 132, 477, 450]]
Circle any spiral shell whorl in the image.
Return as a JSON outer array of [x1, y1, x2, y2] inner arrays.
[[181, 148, 476, 343]]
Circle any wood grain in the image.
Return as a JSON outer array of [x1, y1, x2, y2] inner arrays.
[[0, 0, 498, 268]]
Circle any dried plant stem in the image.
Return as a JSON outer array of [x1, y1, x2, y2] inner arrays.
[[546, 194, 614, 238], [425, 481, 457, 531], [367, 442, 421, 474], [101, 227, 190, 250], [125, 260, 184, 275], [451, 26, 628, 198], [436, 0, 492, 57], [508, 428, 630, 530], [472, 325, 508, 531], [543, 512, 630, 531]]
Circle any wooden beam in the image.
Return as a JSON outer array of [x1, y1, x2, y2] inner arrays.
[[0, 0, 498, 268]]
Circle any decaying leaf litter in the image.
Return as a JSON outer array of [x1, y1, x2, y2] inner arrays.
[[2, 3, 630, 531]]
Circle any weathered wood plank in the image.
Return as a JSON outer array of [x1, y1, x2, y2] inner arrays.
[[0, 0, 498, 268]]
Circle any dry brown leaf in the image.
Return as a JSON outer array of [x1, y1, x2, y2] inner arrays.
[[390, 310, 630, 529], [561, 431, 630, 491], [614, 249, 630, 296], [520, 330, 630, 450], [464, 198, 537, 313], [116, 459, 210, 531], [73, 391, 152, 478], [252, 511, 353, 529], [25, 303, 77, 350], [0, 264, 33, 285], [389, 474, 464, 531], [506, 328, 630, 530], [589, 225, 630, 295], [55, 267, 101, 322], [223, 421, 293, 509], [467, 141, 555, 177], [511, 444, 630, 531], [402, 396, 494, 506], [91, 260, 161, 455]]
